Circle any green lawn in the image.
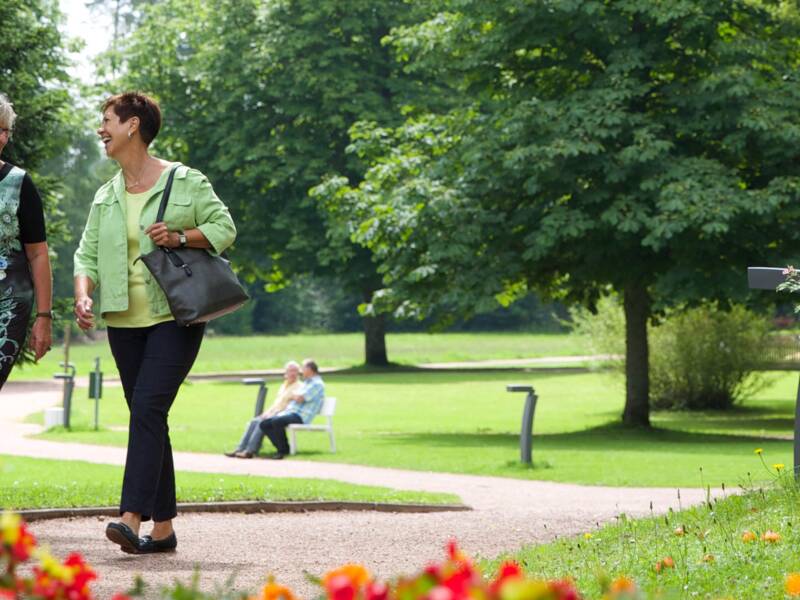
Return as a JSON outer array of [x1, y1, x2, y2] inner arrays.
[[33, 370, 795, 488], [9, 331, 589, 380], [0, 455, 458, 510], [491, 477, 800, 599]]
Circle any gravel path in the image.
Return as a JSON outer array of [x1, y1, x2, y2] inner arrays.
[[2, 381, 712, 599]]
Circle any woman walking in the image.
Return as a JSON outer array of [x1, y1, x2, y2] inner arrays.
[[0, 93, 52, 388], [74, 92, 236, 554]]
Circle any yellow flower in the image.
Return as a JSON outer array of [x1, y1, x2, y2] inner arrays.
[[786, 573, 800, 596], [583, 533, 593, 540], [0, 511, 21, 545], [741, 530, 757, 543], [773, 463, 785, 472], [754, 448, 763, 455], [702, 553, 715, 563], [762, 530, 781, 543]]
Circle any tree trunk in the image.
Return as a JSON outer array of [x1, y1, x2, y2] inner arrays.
[[363, 313, 389, 366], [622, 284, 651, 427]]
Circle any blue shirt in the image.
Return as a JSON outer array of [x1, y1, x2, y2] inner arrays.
[[279, 375, 325, 424]]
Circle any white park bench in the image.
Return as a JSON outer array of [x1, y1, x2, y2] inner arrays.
[[287, 396, 337, 455]]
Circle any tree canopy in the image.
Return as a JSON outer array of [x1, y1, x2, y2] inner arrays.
[[117, 0, 453, 364], [318, 0, 800, 424]]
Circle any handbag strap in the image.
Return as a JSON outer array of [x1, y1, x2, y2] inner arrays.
[[155, 164, 180, 224]]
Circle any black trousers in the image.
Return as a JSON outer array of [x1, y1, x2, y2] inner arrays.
[[259, 413, 303, 454], [107, 321, 205, 522]]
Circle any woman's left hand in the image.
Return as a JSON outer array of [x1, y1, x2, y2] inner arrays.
[[145, 222, 178, 248], [29, 316, 52, 361]]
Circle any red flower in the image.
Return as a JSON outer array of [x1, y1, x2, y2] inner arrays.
[[490, 561, 523, 594], [10, 522, 36, 562], [326, 574, 357, 600], [366, 581, 388, 600], [549, 579, 580, 600]]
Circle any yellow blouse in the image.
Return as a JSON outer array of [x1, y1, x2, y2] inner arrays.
[[103, 187, 173, 328]]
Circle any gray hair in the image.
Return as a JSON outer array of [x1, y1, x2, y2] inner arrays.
[[284, 360, 301, 372], [0, 94, 16, 131]]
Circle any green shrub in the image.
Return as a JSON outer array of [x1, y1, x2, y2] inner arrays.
[[570, 299, 772, 410], [650, 303, 771, 410]]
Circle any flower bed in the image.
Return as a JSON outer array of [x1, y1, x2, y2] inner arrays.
[[3, 505, 800, 599]]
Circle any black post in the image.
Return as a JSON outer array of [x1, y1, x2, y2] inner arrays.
[[243, 378, 268, 417], [507, 384, 537, 464]]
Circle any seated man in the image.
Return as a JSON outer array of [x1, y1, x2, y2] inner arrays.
[[225, 361, 303, 458], [259, 358, 325, 459]]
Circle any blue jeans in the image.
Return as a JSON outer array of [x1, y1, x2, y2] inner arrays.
[[236, 417, 268, 454]]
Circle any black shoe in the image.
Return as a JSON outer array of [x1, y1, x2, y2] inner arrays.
[[266, 452, 285, 460], [224, 451, 238, 457], [138, 532, 178, 553], [106, 522, 141, 554]]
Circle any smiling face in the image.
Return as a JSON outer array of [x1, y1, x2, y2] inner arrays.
[[96, 108, 138, 158], [284, 363, 300, 382]]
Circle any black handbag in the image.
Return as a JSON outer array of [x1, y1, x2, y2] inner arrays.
[[136, 165, 249, 326]]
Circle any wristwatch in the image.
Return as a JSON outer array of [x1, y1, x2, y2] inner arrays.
[[177, 231, 188, 248]]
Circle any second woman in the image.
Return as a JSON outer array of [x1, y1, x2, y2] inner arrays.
[[74, 91, 236, 554]]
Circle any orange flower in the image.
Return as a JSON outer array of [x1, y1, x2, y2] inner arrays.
[[322, 564, 371, 590], [608, 576, 636, 593], [258, 579, 297, 600], [654, 557, 674, 573], [673, 526, 685, 537], [762, 530, 781, 543], [741, 530, 757, 543], [702, 554, 715, 563], [786, 573, 800, 596]]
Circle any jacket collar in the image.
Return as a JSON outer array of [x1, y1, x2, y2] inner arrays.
[[110, 162, 182, 204]]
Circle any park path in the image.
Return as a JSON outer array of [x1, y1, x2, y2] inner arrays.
[[1, 381, 712, 599]]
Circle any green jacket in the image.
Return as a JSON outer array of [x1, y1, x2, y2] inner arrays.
[[74, 163, 237, 316]]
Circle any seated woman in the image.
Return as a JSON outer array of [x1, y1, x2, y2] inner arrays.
[[225, 361, 302, 458]]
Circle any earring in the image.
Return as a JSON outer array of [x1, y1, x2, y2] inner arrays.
[[127, 131, 133, 139]]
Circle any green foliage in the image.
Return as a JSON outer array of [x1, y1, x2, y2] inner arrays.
[[322, 0, 800, 422], [568, 295, 625, 369], [115, 0, 453, 362], [650, 305, 772, 410], [571, 299, 773, 410], [499, 471, 800, 599], [1, 0, 74, 361]]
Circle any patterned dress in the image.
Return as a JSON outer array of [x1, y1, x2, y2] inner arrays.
[[0, 165, 34, 388]]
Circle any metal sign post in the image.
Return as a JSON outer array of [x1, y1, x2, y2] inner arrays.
[[506, 384, 538, 464], [748, 266, 799, 479], [243, 378, 268, 417], [88, 357, 103, 430], [54, 362, 76, 430]]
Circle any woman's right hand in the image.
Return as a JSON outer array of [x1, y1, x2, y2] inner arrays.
[[74, 296, 95, 330]]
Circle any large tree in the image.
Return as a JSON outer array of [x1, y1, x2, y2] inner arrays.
[[318, 0, 800, 424], [118, 0, 446, 364], [1, 0, 72, 325]]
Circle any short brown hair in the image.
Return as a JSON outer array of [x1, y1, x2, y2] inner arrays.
[[102, 92, 162, 145], [302, 359, 319, 374]]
